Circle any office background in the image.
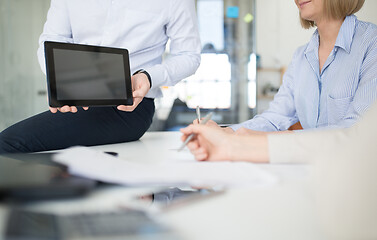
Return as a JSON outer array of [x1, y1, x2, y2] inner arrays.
[[0, 0, 376, 132]]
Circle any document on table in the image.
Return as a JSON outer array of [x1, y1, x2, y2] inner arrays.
[[53, 147, 278, 188]]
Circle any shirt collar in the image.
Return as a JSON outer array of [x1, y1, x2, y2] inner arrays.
[[335, 15, 357, 53], [304, 15, 357, 55], [305, 30, 319, 55]]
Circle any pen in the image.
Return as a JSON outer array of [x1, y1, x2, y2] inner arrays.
[[196, 106, 201, 123], [178, 112, 213, 152]]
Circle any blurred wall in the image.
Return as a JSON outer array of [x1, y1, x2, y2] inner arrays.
[[0, 0, 50, 131], [256, 0, 377, 69]]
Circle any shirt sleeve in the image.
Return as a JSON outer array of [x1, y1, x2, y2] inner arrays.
[[143, 0, 201, 88], [230, 51, 300, 132], [268, 98, 377, 164], [37, 0, 73, 75], [267, 129, 346, 164], [326, 35, 377, 129]]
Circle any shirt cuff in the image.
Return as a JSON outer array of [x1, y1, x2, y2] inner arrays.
[[133, 69, 152, 88], [143, 65, 165, 89]]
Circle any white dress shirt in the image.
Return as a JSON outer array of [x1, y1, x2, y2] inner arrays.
[[37, 0, 201, 99]]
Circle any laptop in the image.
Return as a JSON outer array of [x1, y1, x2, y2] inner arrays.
[[1, 154, 180, 239], [5, 208, 175, 240], [0, 153, 96, 201]]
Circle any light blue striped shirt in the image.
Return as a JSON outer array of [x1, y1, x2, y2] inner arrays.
[[232, 15, 377, 131]]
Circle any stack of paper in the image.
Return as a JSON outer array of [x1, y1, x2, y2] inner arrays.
[[53, 147, 278, 188]]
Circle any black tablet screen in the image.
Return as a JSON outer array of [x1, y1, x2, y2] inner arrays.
[[53, 49, 127, 100]]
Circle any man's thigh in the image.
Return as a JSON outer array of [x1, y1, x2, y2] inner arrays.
[[0, 99, 154, 153]]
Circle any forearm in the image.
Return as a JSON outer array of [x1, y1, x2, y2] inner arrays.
[[144, 52, 200, 88], [228, 135, 269, 163], [223, 127, 235, 133]]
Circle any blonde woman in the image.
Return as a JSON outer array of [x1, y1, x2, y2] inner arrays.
[[204, 0, 376, 134], [181, 0, 377, 162]]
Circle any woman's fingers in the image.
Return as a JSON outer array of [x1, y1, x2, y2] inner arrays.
[[193, 148, 208, 161]]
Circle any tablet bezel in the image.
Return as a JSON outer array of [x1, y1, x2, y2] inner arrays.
[[44, 41, 133, 107]]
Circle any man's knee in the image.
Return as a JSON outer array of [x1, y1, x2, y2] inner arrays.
[[0, 133, 14, 154], [0, 130, 28, 154]]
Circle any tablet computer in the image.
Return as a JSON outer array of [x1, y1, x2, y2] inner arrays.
[[44, 41, 133, 107]]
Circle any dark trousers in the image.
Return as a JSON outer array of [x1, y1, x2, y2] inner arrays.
[[0, 98, 155, 153]]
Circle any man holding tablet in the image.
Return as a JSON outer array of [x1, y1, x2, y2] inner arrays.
[[43, 42, 135, 108], [0, 0, 201, 153]]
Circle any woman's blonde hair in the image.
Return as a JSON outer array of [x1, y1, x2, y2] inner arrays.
[[300, 0, 365, 29]]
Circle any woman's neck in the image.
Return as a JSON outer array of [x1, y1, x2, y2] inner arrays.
[[316, 17, 344, 48]]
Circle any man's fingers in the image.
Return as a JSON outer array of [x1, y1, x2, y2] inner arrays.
[[117, 104, 136, 112], [132, 89, 147, 98], [49, 106, 84, 113], [117, 105, 135, 112], [121, 73, 149, 112], [117, 97, 143, 112], [59, 105, 71, 113], [71, 106, 78, 113], [49, 107, 58, 113]]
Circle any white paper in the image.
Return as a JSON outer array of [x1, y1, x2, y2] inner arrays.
[[53, 147, 278, 188]]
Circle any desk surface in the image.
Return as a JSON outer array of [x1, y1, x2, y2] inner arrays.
[[0, 131, 326, 240]]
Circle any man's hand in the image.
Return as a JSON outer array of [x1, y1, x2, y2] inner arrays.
[[46, 94, 89, 113], [117, 73, 151, 112], [49, 106, 89, 114]]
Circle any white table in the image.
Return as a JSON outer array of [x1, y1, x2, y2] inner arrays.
[[0, 132, 326, 240]]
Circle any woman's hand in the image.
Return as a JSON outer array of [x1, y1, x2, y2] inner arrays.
[[180, 124, 270, 163], [235, 127, 268, 136], [180, 124, 233, 161], [192, 119, 235, 134]]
